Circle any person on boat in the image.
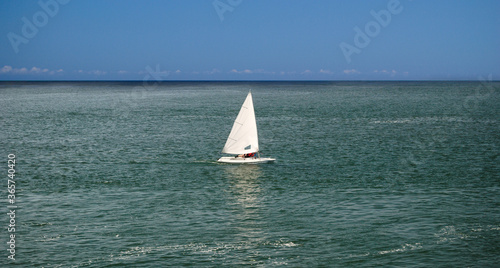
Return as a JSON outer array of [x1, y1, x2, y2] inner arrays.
[[245, 153, 255, 158]]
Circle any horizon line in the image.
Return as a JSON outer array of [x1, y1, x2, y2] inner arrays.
[[1, 79, 498, 83]]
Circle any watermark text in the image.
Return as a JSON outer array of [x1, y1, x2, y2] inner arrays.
[[339, 0, 408, 63], [6, 154, 17, 261], [7, 0, 70, 54], [213, 0, 243, 21]]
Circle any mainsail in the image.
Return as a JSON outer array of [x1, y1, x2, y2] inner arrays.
[[221, 92, 259, 154]]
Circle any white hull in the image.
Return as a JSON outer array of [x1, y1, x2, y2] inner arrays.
[[217, 156, 275, 164]]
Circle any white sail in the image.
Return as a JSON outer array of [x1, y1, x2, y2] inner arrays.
[[221, 92, 259, 154]]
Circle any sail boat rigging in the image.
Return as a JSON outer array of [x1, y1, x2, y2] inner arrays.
[[217, 91, 275, 164]]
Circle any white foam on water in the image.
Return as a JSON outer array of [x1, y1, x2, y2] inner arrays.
[[35, 234, 62, 242], [435, 225, 470, 244], [377, 243, 422, 255]]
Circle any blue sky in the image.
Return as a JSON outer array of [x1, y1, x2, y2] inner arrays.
[[1, 0, 499, 80]]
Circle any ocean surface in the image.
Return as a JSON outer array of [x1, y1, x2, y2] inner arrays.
[[1, 81, 499, 267]]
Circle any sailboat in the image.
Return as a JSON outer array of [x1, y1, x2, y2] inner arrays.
[[217, 91, 275, 164]]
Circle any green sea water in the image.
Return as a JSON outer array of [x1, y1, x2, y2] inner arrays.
[[0, 81, 499, 267]]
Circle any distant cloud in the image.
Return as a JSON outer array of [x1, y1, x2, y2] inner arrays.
[[374, 69, 396, 74], [319, 69, 334, 75], [89, 70, 107, 76], [0, 65, 63, 75], [230, 69, 254, 74], [73, 69, 107, 75], [253, 69, 269, 74], [374, 69, 398, 77], [230, 69, 280, 75], [343, 69, 360, 74], [0, 66, 13, 73], [49, 69, 64, 75], [30, 67, 49, 73], [0, 65, 410, 80], [205, 68, 220, 74], [278, 71, 298, 76]]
